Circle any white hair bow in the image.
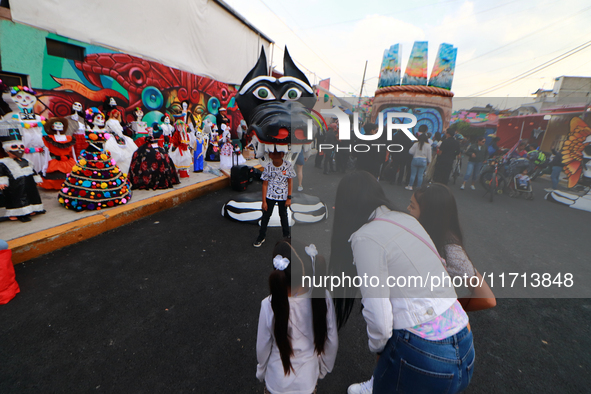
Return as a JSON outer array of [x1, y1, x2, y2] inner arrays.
[[305, 244, 318, 274], [273, 255, 290, 271]]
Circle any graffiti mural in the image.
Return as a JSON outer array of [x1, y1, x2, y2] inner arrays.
[[377, 44, 401, 89], [14, 37, 243, 133], [402, 41, 428, 86], [428, 43, 457, 90], [371, 41, 456, 139]]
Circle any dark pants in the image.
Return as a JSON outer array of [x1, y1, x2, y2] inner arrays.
[[258, 198, 290, 239], [335, 151, 348, 173], [323, 150, 335, 173], [314, 153, 323, 168], [434, 159, 454, 185], [389, 158, 408, 185]]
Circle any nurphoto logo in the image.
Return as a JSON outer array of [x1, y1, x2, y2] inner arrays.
[[309, 107, 418, 153]]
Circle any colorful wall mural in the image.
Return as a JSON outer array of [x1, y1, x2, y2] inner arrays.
[[0, 21, 242, 130], [428, 43, 457, 90], [372, 41, 456, 138], [450, 111, 500, 124], [377, 44, 401, 88], [402, 41, 428, 86]]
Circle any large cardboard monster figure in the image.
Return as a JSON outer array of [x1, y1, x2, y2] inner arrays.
[[222, 48, 327, 225]]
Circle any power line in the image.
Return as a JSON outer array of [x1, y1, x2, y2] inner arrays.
[[467, 40, 591, 97], [257, 0, 358, 93], [271, 44, 351, 96], [459, 3, 591, 67], [298, 0, 464, 31]]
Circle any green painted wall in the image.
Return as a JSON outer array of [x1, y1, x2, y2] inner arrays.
[[0, 20, 119, 91], [0, 19, 47, 86]]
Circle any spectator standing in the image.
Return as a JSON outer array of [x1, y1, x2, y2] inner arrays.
[[547, 147, 564, 192], [433, 129, 460, 185], [461, 136, 487, 190], [405, 133, 431, 190], [253, 149, 296, 247]]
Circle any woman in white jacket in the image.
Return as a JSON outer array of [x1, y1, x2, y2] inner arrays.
[[331, 171, 474, 394], [406, 133, 431, 191]]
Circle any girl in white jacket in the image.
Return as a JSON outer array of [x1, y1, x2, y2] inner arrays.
[[256, 239, 338, 394]]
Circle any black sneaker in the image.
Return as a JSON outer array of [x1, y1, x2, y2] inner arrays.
[[253, 238, 265, 248]]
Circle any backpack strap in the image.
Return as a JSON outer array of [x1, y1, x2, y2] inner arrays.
[[373, 217, 446, 267]]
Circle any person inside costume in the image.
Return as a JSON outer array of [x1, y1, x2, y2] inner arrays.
[[8, 86, 50, 176], [57, 108, 132, 211], [39, 117, 77, 190], [128, 135, 180, 190], [205, 123, 221, 162], [169, 120, 192, 178], [0, 129, 44, 222], [104, 109, 138, 176]]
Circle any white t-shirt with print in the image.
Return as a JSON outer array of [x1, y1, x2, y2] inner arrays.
[[261, 159, 296, 201]]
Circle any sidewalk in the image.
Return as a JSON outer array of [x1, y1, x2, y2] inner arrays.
[[1, 160, 259, 264]]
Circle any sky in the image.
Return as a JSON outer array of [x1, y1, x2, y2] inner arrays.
[[224, 0, 591, 104]]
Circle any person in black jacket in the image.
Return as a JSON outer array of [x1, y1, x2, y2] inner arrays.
[[547, 147, 564, 191], [461, 136, 487, 190], [433, 129, 460, 185], [323, 124, 338, 174]]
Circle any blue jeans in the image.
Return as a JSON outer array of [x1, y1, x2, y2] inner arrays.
[[409, 157, 428, 187], [463, 161, 483, 183], [551, 166, 562, 189], [373, 326, 475, 394]]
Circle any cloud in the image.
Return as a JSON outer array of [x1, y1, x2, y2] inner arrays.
[[225, 0, 591, 101]]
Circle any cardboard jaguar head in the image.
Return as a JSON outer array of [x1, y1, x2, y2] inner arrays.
[[237, 47, 319, 161]]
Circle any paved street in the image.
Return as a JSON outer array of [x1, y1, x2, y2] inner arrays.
[[1, 156, 590, 393]]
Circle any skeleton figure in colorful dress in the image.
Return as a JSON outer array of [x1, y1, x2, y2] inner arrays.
[[0, 128, 44, 222]]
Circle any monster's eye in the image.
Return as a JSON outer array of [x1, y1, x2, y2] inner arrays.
[[282, 88, 302, 101], [253, 87, 275, 100]]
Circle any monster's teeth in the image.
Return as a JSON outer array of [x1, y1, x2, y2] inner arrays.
[[275, 144, 289, 153], [302, 144, 311, 152], [290, 144, 302, 153], [264, 143, 275, 152]]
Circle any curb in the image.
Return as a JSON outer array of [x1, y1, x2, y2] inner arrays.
[[7, 176, 230, 265]]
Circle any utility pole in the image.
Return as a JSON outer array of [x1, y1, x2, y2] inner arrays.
[[358, 60, 368, 107]]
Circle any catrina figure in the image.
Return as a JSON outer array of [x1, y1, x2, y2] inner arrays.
[[181, 101, 197, 133], [0, 128, 44, 222], [169, 120, 192, 178], [128, 135, 180, 190], [66, 101, 89, 155], [104, 109, 138, 176], [205, 123, 221, 162], [40, 117, 77, 190], [159, 113, 174, 148], [8, 86, 50, 175], [57, 107, 132, 212], [131, 107, 149, 142]]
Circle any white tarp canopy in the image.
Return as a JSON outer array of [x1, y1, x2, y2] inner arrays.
[[10, 0, 272, 85]]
